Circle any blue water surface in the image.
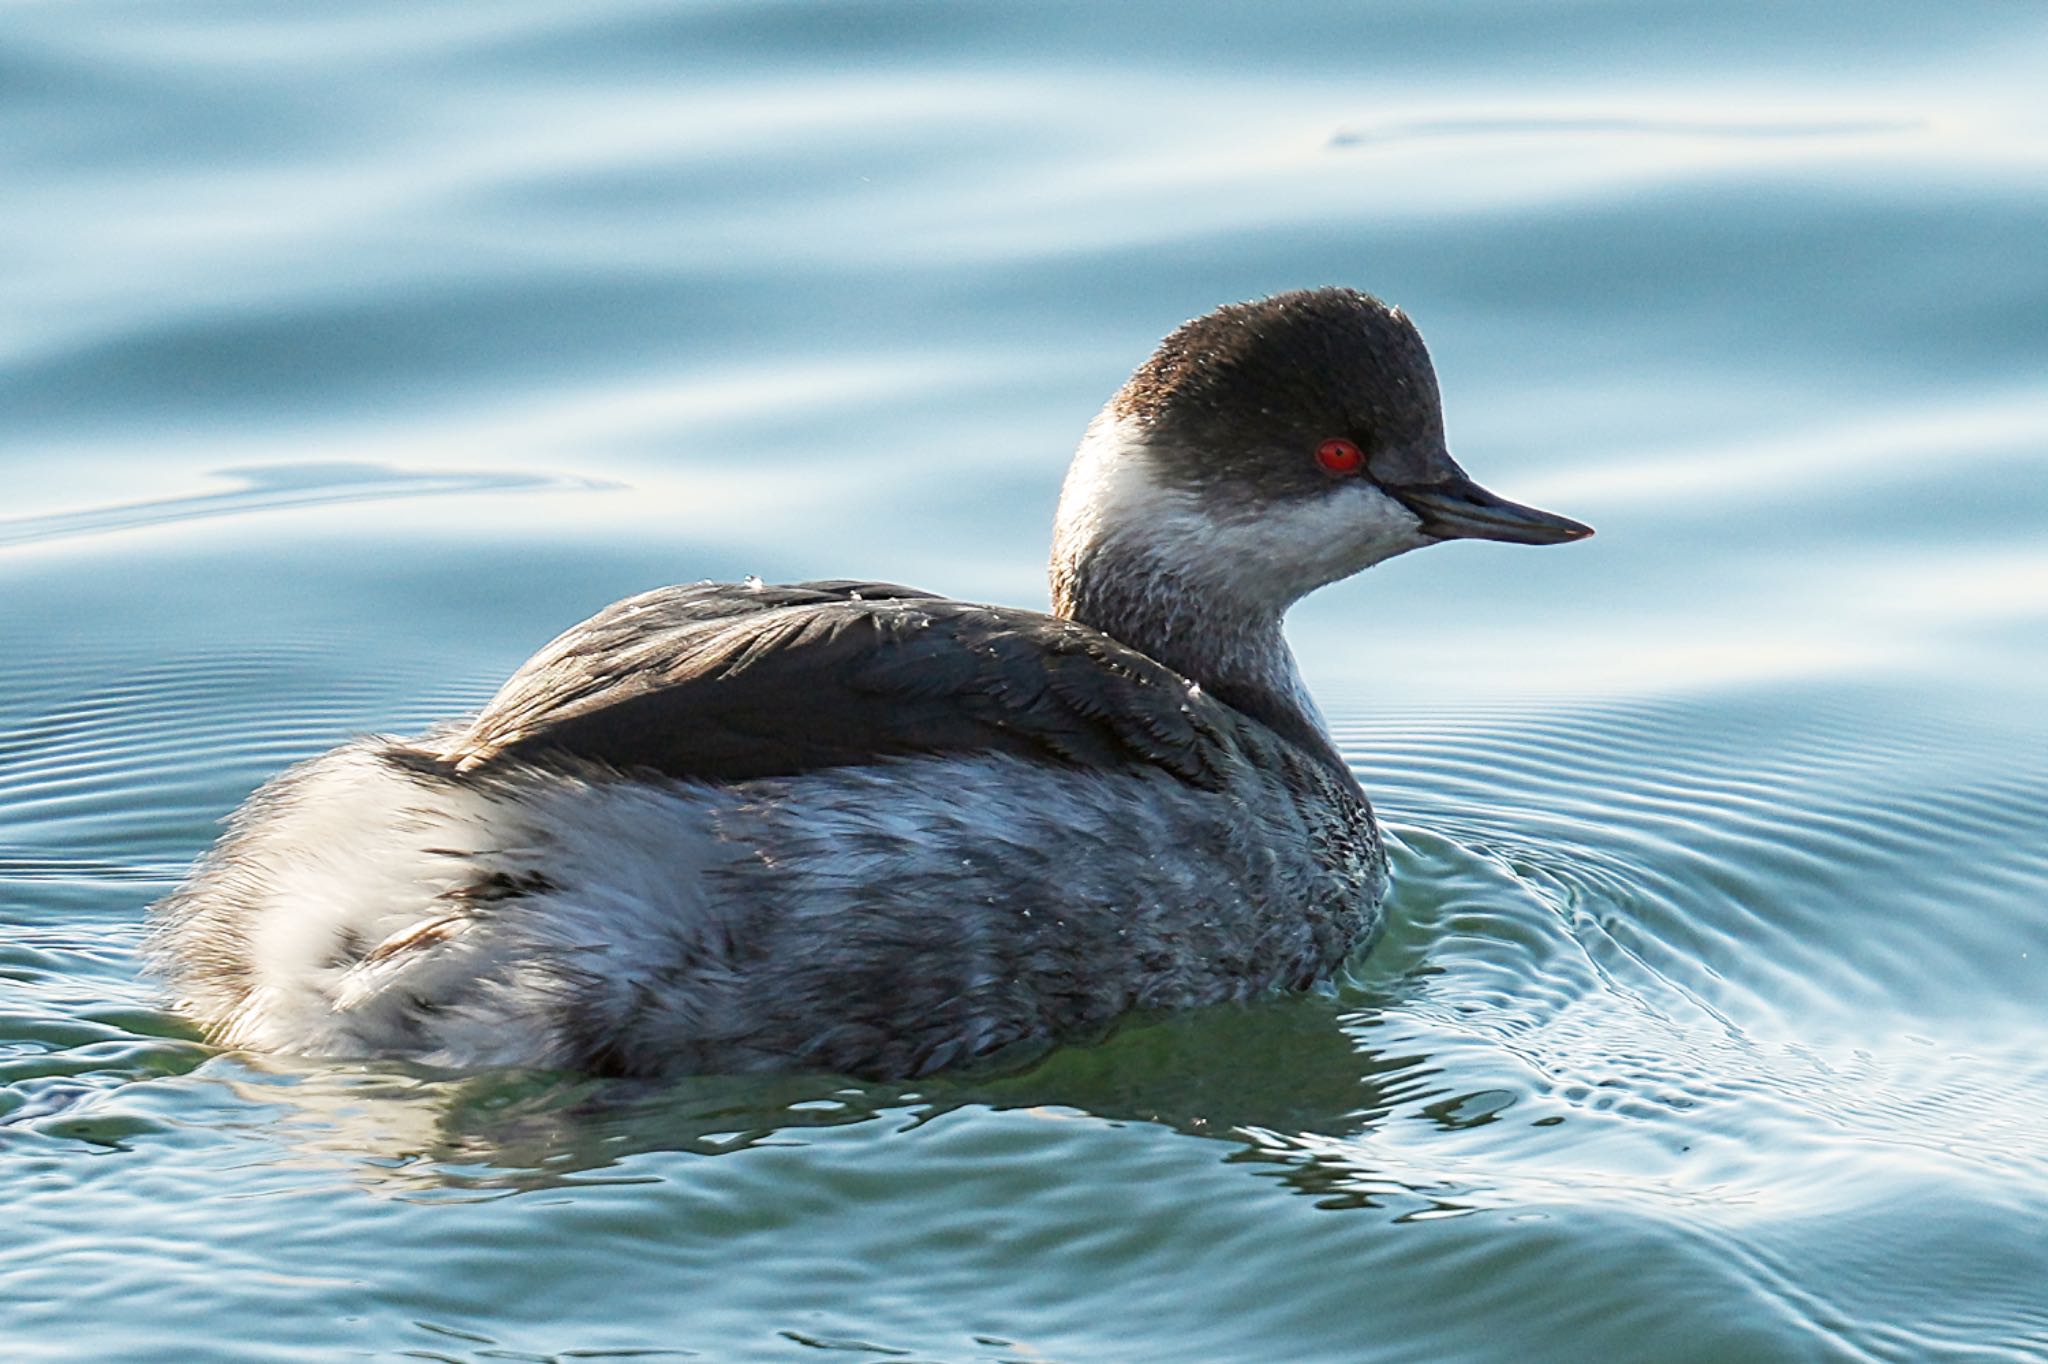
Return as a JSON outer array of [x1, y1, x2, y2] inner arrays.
[[5, 3, 2047, 1360]]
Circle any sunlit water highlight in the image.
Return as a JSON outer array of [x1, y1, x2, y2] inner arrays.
[[5, 3, 2048, 1361]]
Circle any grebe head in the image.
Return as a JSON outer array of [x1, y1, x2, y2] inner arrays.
[[1050, 287, 1591, 622]]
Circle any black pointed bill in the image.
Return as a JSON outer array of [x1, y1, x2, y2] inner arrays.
[[1394, 474, 1593, 545]]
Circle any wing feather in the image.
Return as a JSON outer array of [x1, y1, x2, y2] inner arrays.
[[429, 580, 1242, 789]]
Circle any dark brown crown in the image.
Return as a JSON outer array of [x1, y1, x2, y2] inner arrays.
[[1112, 287, 1448, 500]]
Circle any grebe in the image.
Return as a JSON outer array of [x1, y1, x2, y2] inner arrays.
[[150, 287, 1590, 1079]]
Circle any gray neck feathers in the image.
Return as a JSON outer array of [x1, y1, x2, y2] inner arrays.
[[1049, 418, 1344, 775]]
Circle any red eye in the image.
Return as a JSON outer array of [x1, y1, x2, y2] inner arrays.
[[1315, 438, 1363, 475]]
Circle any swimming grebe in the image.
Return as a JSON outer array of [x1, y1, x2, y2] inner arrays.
[[149, 287, 1590, 1079]]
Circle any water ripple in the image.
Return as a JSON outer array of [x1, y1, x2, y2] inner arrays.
[[4, 1, 2047, 1357], [0, 460, 614, 549]]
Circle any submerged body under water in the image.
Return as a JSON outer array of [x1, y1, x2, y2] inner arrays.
[[6, 1, 2048, 1360]]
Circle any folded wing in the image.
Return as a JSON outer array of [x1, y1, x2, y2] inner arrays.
[[430, 580, 1244, 790]]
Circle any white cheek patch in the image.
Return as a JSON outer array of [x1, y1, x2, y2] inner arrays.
[[1054, 411, 1429, 610], [1052, 411, 1182, 572], [1234, 479, 1429, 596]]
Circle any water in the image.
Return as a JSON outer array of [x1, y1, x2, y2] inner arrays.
[[5, 2, 2047, 1359]]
